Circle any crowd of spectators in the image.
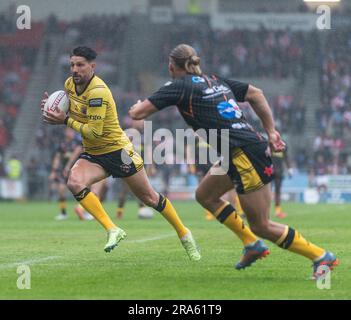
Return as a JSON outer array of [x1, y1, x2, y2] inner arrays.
[[58, 15, 128, 85], [241, 94, 306, 136], [161, 26, 306, 79], [3, 11, 351, 199], [312, 28, 351, 176], [0, 29, 42, 164], [29, 16, 311, 194]]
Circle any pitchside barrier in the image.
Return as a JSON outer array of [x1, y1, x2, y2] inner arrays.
[[0, 178, 25, 200], [1, 174, 351, 204]]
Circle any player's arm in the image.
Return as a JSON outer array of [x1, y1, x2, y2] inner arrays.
[[42, 82, 107, 140], [66, 89, 107, 139], [129, 99, 158, 120], [244, 85, 274, 133], [129, 80, 183, 120], [222, 77, 285, 152], [243, 84, 285, 152]]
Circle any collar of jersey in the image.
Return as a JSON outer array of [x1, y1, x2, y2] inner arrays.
[[74, 74, 95, 97]]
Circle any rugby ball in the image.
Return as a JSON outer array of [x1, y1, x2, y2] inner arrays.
[[44, 90, 69, 113], [137, 207, 154, 219]]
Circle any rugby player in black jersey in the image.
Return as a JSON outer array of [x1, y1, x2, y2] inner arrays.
[[129, 44, 338, 278]]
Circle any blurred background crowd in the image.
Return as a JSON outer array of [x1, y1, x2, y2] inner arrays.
[[1, 0, 350, 200]]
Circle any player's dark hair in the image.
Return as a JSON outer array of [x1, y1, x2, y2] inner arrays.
[[70, 46, 97, 61], [169, 44, 202, 76]]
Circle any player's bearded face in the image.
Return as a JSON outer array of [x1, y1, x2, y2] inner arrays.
[[70, 56, 94, 85]]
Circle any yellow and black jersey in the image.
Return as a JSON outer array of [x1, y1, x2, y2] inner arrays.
[[64, 75, 132, 155]]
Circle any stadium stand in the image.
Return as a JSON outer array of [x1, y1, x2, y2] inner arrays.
[[2, 7, 351, 200], [312, 27, 351, 176]]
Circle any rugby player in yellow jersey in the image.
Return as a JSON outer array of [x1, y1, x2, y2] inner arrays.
[[41, 46, 200, 260]]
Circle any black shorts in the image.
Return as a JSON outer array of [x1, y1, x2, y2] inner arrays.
[[226, 142, 274, 194], [78, 148, 144, 178]]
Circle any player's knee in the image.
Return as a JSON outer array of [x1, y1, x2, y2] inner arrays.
[[138, 192, 158, 208], [196, 189, 217, 210], [67, 173, 85, 194], [195, 188, 206, 206]]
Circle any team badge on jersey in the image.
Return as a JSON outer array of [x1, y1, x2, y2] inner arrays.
[[89, 98, 103, 107], [217, 99, 243, 120]]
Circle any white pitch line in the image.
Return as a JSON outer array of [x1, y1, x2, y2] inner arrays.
[[126, 233, 175, 243], [0, 234, 175, 270], [0, 256, 61, 270]]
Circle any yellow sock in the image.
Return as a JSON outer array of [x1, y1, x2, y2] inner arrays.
[[276, 226, 325, 260], [59, 200, 66, 210], [204, 209, 215, 220], [116, 207, 124, 219], [76, 188, 116, 231], [234, 194, 244, 215], [155, 194, 188, 238], [214, 201, 257, 246], [275, 206, 281, 214]]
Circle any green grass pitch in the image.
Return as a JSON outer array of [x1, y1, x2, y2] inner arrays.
[[0, 201, 350, 299]]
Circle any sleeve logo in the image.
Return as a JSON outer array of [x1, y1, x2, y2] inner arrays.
[[89, 98, 103, 107]]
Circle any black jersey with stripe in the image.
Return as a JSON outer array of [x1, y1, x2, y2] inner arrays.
[[148, 74, 265, 148]]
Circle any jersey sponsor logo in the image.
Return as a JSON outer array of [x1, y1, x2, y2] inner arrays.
[[217, 99, 243, 120], [192, 76, 205, 83], [89, 98, 103, 107], [203, 85, 231, 99], [88, 115, 102, 121]]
